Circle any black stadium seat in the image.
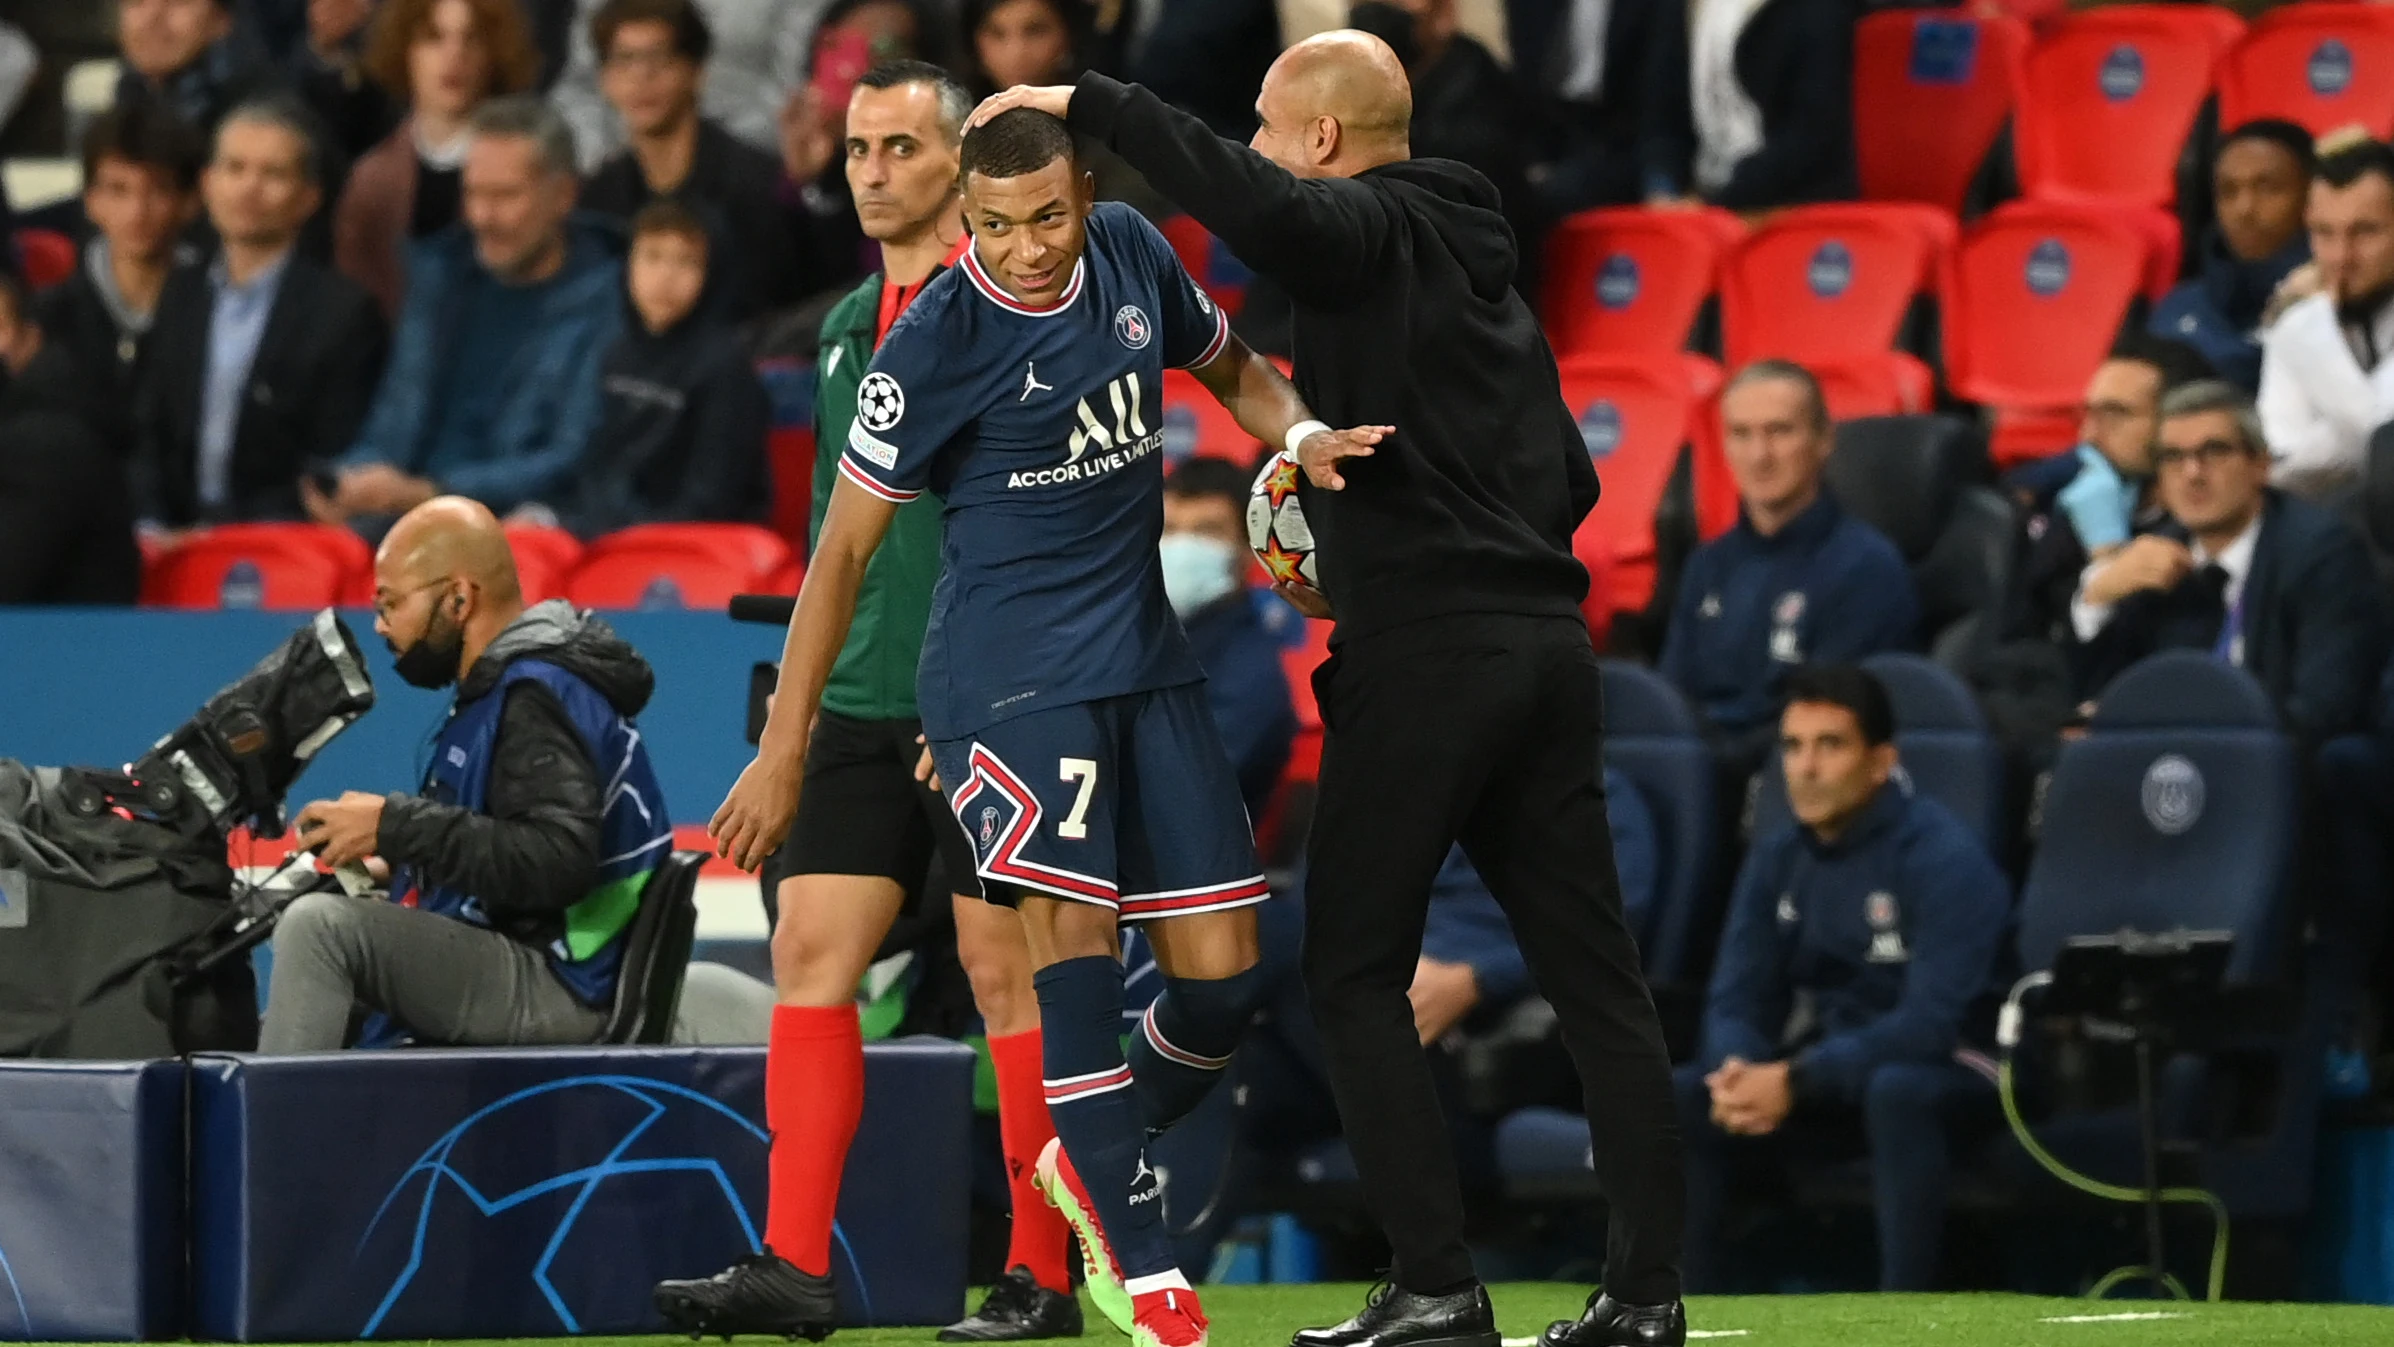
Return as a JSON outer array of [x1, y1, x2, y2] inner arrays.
[[600, 850, 704, 1044], [1828, 415, 2014, 674], [1598, 661, 1719, 983]]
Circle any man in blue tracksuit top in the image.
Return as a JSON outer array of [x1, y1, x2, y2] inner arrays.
[[1675, 665, 2010, 1293], [1660, 362, 1918, 780], [261, 496, 672, 1050]]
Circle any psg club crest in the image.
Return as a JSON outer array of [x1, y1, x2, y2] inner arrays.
[[978, 805, 1000, 851], [857, 372, 906, 431], [1865, 891, 1908, 963], [1115, 304, 1153, 350]]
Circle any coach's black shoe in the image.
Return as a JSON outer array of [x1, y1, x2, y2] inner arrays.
[[655, 1251, 838, 1340], [939, 1266, 1085, 1341], [1539, 1293, 1686, 1347], [1290, 1281, 1500, 1347]]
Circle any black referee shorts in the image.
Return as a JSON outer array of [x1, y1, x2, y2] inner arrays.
[[768, 710, 978, 912]]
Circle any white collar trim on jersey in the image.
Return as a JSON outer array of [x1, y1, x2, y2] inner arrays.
[[961, 245, 1087, 317]]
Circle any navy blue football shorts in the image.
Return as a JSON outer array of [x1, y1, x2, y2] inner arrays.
[[930, 683, 1268, 922]]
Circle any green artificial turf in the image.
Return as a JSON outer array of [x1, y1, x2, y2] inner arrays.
[[41, 1283, 2393, 1347]]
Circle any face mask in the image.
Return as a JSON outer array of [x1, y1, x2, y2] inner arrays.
[[1159, 532, 1239, 618], [390, 599, 466, 690]]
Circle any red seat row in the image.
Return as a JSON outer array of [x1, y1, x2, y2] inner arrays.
[[140, 522, 801, 612], [1858, 4, 2394, 215]]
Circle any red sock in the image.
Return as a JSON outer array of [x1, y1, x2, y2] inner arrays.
[[765, 1003, 864, 1276], [989, 1028, 1073, 1293]]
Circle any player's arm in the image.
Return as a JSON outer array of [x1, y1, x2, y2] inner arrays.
[[1188, 334, 1390, 492], [712, 477, 901, 871]]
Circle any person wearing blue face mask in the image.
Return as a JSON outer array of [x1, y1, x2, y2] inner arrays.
[[1163, 457, 1297, 816]]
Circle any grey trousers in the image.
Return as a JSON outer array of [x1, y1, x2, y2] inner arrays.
[[257, 892, 608, 1052]]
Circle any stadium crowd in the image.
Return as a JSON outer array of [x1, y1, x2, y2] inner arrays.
[[7, 0, 2394, 1305]]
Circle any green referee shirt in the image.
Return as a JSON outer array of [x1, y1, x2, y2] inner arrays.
[[812, 271, 947, 721]]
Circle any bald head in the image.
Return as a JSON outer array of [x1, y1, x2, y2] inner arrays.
[[1250, 30, 1412, 180], [377, 496, 522, 601]]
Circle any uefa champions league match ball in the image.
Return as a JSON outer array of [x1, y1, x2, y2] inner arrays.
[[1247, 450, 1321, 592]]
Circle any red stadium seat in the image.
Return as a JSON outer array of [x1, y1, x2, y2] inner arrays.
[[1945, 205, 2150, 467], [2016, 6, 2244, 208], [1541, 207, 1744, 357], [565, 546, 761, 610], [1555, 352, 1717, 614], [583, 523, 791, 585], [767, 426, 817, 543], [1812, 352, 1937, 420], [142, 524, 372, 610], [503, 525, 581, 602], [761, 557, 804, 594], [1720, 203, 1952, 368], [1853, 12, 2032, 212], [2219, 3, 2394, 138], [13, 228, 74, 290], [1574, 526, 1616, 651], [1160, 367, 1259, 466], [1156, 213, 1246, 317]]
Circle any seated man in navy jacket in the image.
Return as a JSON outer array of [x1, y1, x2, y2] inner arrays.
[[1676, 664, 2010, 1293], [2073, 380, 2390, 754], [2149, 120, 2313, 394], [1661, 360, 1918, 782]]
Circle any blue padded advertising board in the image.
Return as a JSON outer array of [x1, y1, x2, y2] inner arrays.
[[0, 1060, 185, 1340]]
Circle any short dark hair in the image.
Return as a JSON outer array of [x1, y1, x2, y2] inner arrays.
[[630, 198, 710, 251], [1783, 665, 1895, 747], [80, 101, 206, 193], [1165, 458, 1249, 509], [217, 94, 325, 187], [856, 58, 973, 144], [2315, 129, 2394, 194], [1725, 358, 1830, 431], [2107, 332, 2214, 393], [591, 0, 713, 64], [2219, 118, 2317, 176], [959, 107, 1075, 183]]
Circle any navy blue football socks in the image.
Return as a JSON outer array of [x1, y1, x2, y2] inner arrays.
[[1130, 964, 1269, 1132], [1033, 955, 1176, 1279]]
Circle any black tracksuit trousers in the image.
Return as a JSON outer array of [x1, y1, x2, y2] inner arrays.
[[1301, 613, 1684, 1303]]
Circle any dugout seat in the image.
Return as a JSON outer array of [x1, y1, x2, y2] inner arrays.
[[1944, 203, 2150, 466], [1825, 414, 2013, 672], [1811, 352, 1938, 419], [1541, 206, 1744, 357], [1720, 203, 1953, 369], [2015, 6, 2244, 209], [1556, 352, 1717, 615], [1597, 660, 1718, 982], [1749, 653, 2009, 855], [2020, 652, 2295, 984], [2002, 651, 2327, 1221], [1160, 367, 1258, 466], [2218, 3, 2394, 139], [599, 850, 703, 1045], [1854, 11, 2033, 213], [142, 524, 372, 610]]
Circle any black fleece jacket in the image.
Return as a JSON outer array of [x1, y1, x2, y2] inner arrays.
[[378, 603, 655, 944], [1068, 72, 1597, 643]]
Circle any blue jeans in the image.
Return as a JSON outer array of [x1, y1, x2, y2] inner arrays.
[[1673, 1057, 1999, 1291]]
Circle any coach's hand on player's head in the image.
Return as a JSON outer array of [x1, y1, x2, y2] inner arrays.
[[966, 84, 1075, 130], [710, 755, 803, 872], [1297, 424, 1394, 491]]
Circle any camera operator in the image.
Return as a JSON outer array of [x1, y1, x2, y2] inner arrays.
[[260, 495, 673, 1051]]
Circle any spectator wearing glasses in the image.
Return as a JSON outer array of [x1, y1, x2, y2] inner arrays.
[[550, 0, 824, 170], [136, 98, 388, 534], [2074, 380, 2389, 753], [2151, 120, 2313, 395], [578, 0, 808, 320], [336, 0, 545, 319]]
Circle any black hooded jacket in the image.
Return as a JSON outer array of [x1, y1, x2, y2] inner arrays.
[[1069, 72, 1597, 642], [378, 602, 656, 946], [554, 301, 770, 541]]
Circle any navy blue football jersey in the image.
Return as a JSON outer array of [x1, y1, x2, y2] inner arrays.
[[841, 202, 1235, 739]]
